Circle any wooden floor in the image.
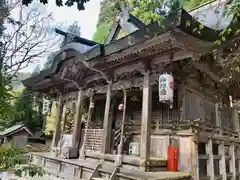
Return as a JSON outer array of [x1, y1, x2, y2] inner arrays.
[[31, 152, 191, 180]]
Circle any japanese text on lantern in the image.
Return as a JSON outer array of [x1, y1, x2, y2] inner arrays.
[[158, 73, 174, 104], [159, 76, 167, 95]]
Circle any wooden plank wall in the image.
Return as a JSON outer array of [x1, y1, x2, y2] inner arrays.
[[185, 89, 216, 126]]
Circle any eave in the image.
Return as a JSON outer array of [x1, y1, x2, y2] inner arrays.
[[22, 5, 240, 92]]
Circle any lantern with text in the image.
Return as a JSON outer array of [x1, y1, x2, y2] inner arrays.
[[159, 73, 174, 107], [42, 98, 50, 115]]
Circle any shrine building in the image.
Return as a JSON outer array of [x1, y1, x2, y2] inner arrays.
[[23, 1, 240, 180]]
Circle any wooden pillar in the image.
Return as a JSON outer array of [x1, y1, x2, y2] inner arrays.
[[206, 139, 214, 180], [232, 107, 239, 133], [229, 143, 236, 180], [62, 108, 67, 133], [237, 146, 240, 179], [191, 138, 199, 180], [219, 142, 227, 180], [101, 82, 112, 154], [80, 94, 95, 159], [178, 83, 186, 121], [52, 94, 64, 148], [116, 90, 127, 165], [140, 72, 152, 170], [215, 103, 221, 129], [72, 90, 83, 154]]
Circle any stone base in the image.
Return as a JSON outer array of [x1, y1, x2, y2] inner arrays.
[[115, 154, 123, 165], [79, 146, 86, 159], [51, 147, 59, 157]]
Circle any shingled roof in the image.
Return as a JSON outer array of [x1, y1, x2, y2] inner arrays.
[[0, 124, 33, 137], [22, 0, 240, 97]]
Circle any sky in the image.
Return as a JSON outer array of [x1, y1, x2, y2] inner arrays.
[[46, 0, 102, 40], [10, 0, 102, 72]]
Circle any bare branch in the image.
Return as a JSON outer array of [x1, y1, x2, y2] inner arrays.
[[2, 2, 61, 76]]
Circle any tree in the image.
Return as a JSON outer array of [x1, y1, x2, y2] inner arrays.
[[92, 22, 112, 43], [7, 65, 43, 132], [67, 20, 81, 36], [0, 147, 43, 177], [22, 0, 90, 10], [0, 1, 60, 122], [10, 89, 40, 131], [3, 3, 59, 76], [61, 20, 81, 46], [92, 0, 207, 43], [44, 101, 57, 136], [43, 51, 58, 69]]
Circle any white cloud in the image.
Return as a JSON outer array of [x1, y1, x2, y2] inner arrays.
[[46, 0, 101, 39]]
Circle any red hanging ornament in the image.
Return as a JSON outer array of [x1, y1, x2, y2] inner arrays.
[[118, 103, 124, 111], [170, 80, 174, 90]]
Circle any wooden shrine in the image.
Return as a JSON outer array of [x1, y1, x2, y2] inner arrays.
[[23, 1, 240, 180]]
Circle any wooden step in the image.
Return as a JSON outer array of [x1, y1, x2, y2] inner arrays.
[[85, 151, 167, 168], [31, 153, 190, 180]]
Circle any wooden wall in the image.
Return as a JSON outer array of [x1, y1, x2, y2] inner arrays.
[[185, 88, 216, 126], [3, 130, 29, 148]]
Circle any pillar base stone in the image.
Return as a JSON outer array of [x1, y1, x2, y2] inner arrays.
[[51, 147, 59, 157], [79, 144, 86, 159], [115, 154, 123, 165]]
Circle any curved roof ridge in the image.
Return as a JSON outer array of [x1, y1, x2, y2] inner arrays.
[[55, 28, 99, 47]]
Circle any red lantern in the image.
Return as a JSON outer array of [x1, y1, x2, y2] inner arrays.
[[118, 103, 124, 111]]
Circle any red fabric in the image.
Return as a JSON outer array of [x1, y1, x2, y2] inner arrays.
[[167, 146, 179, 171]]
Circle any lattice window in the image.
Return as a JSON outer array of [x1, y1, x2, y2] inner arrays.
[[91, 99, 105, 128], [82, 129, 103, 151], [185, 90, 216, 127], [128, 95, 142, 122], [203, 99, 216, 126], [152, 90, 179, 124], [220, 107, 233, 131], [185, 90, 203, 121]]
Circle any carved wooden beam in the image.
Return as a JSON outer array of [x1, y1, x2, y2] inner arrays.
[[113, 62, 144, 77], [105, 32, 173, 63], [192, 61, 221, 83], [151, 50, 193, 66], [62, 91, 78, 102], [93, 72, 162, 94]]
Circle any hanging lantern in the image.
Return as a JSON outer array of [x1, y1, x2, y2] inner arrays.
[[118, 103, 124, 111], [159, 73, 174, 106], [42, 98, 50, 115]]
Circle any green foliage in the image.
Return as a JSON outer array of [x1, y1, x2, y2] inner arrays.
[[22, 0, 90, 10], [97, 0, 120, 26], [0, 67, 16, 129], [0, 147, 43, 177], [44, 101, 57, 136], [92, 22, 112, 43], [10, 88, 42, 132], [129, 0, 166, 24]]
